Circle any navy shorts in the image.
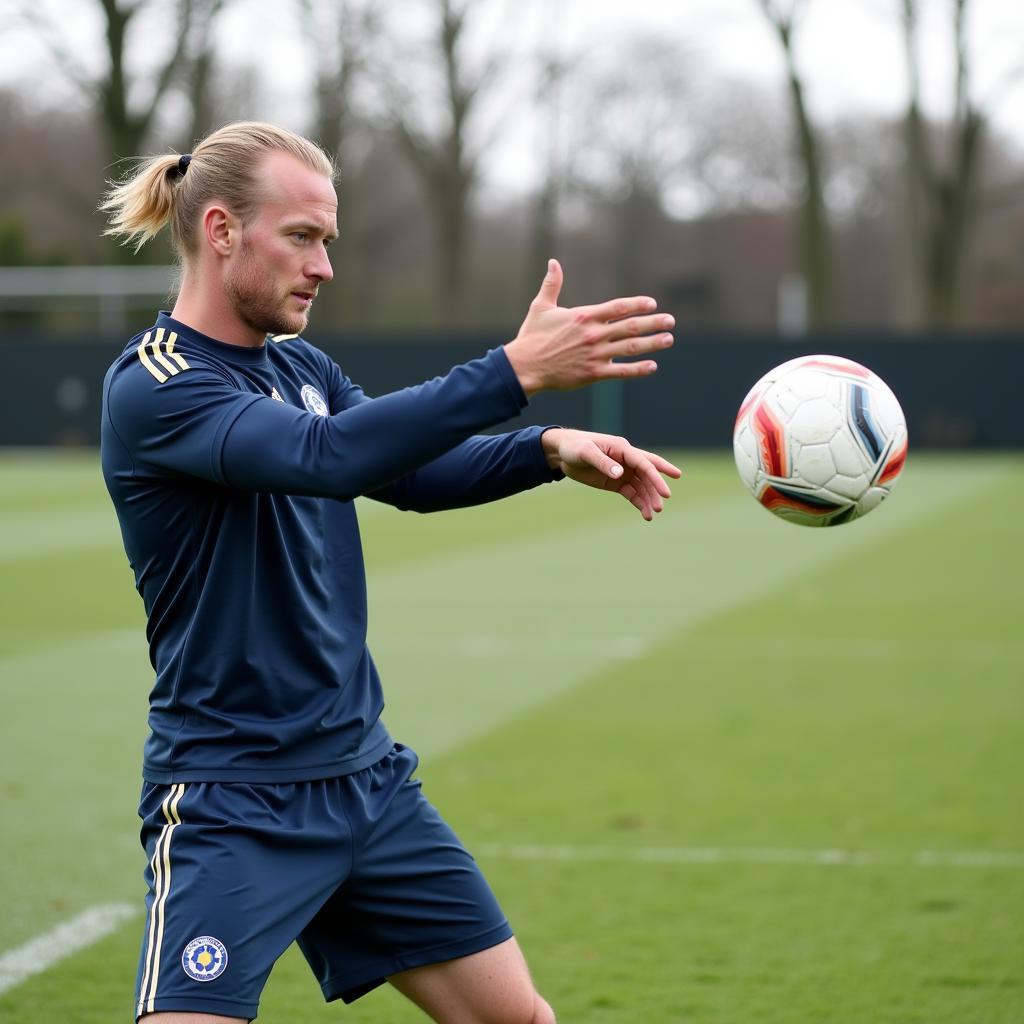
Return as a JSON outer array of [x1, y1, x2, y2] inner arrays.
[[133, 745, 512, 1020]]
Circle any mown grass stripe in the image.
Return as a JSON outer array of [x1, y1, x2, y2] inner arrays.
[[373, 458, 1017, 757], [0, 904, 138, 996], [0, 507, 124, 563], [477, 843, 1024, 870]]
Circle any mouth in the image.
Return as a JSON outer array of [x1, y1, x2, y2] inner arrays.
[[291, 290, 316, 307]]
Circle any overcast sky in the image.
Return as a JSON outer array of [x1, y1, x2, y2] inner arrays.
[[3, 0, 1023, 195]]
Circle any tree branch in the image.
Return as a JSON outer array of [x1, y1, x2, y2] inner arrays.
[[980, 61, 1024, 118], [137, 0, 196, 138], [13, 1, 96, 94]]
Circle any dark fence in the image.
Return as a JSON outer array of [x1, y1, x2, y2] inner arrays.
[[1, 330, 1020, 448]]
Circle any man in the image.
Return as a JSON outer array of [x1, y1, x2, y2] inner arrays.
[[100, 121, 679, 1024]]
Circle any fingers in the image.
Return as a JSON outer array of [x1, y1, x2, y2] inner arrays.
[[596, 359, 661, 380], [586, 294, 659, 322], [589, 313, 675, 371], [604, 313, 675, 343], [630, 447, 682, 480], [613, 444, 682, 519], [602, 333, 675, 362], [531, 258, 563, 311], [618, 482, 653, 522], [627, 457, 672, 500]]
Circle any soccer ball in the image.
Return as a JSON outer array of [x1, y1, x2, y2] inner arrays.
[[733, 354, 908, 527]]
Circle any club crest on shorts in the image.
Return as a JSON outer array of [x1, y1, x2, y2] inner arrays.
[[181, 935, 228, 982], [300, 384, 328, 416]]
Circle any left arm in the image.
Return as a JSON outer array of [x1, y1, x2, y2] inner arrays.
[[368, 426, 561, 512], [370, 426, 681, 519]]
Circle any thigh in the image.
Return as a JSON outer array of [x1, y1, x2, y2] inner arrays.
[[388, 937, 549, 1024], [298, 750, 513, 1005], [140, 1015, 244, 1023], [134, 781, 350, 1021]]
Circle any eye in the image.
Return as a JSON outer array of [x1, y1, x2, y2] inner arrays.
[[291, 232, 308, 243]]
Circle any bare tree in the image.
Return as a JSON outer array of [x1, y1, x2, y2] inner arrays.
[[184, 0, 229, 146], [375, 0, 520, 322], [15, 0, 228, 159], [527, 50, 572, 304], [683, 77, 794, 215], [297, 0, 379, 318], [298, 0, 378, 163], [755, 0, 835, 329], [563, 33, 694, 296], [899, 0, 1023, 328]]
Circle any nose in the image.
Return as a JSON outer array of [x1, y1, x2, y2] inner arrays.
[[307, 242, 334, 284]]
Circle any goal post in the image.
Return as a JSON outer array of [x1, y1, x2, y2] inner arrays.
[[0, 266, 176, 335]]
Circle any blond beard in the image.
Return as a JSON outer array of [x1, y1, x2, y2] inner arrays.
[[225, 237, 310, 337]]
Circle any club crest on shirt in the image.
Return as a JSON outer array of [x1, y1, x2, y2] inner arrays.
[[181, 935, 228, 982], [300, 384, 328, 416]]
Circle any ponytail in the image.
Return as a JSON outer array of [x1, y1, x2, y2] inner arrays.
[[100, 153, 185, 253]]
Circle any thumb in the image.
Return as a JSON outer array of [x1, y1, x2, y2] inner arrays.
[[531, 258, 563, 310], [581, 439, 623, 481]]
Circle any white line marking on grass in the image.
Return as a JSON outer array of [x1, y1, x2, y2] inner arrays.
[[477, 843, 1024, 870], [0, 903, 138, 996]]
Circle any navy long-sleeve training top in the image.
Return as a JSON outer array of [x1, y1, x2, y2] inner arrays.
[[101, 312, 561, 783]]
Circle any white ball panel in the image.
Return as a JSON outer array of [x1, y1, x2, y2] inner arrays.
[[854, 486, 889, 517], [794, 443, 836, 487], [787, 398, 843, 445], [829, 429, 871, 477], [773, 385, 804, 420], [733, 424, 758, 487], [829, 474, 869, 501], [781, 367, 832, 402]]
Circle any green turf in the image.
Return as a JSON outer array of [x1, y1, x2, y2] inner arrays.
[[1, 450, 1021, 1023]]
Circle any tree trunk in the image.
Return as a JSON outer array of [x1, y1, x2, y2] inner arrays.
[[786, 57, 834, 328], [757, 2, 835, 329]]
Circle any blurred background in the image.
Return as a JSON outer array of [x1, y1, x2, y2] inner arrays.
[[1, 0, 1022, 446]]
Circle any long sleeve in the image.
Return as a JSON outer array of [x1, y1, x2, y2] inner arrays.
[[106, 345, 529, 500], [369, 427, 563, 512]]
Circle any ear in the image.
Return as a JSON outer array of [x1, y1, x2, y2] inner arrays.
[[202, 204, 238, 257]]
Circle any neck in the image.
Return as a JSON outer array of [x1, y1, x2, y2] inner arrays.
[[171, 267, 266, 349]]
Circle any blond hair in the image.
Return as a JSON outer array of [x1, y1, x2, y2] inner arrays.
[[100, 121, 336, 256]]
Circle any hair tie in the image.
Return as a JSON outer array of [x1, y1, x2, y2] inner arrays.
[[177, 154, 192, 177]]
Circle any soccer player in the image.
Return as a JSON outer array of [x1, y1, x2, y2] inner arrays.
[[99, 121, 680, 1024]]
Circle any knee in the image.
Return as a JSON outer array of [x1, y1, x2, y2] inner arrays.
[[486, 990, 554, 1024], [530, 994, 556, 1024]]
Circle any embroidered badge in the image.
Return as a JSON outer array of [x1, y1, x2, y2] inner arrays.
[[300, 384, 328, 416], [181, 935, 228, 982]]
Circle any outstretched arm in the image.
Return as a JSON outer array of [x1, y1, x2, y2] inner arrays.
[[368, 427, 561, 513], [540, 428, 682, 522]]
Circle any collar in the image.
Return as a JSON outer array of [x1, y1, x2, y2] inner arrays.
[[154, 312, 271, 366]]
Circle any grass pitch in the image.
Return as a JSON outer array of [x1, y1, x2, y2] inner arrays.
[[0, 450, 1022, 1023]]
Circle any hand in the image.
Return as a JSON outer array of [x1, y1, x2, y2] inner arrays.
[[541, 428, 682, 521], [504, 260, 675, 396]]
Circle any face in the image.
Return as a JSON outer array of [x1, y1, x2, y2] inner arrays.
[[224, 152, 339, 338]]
